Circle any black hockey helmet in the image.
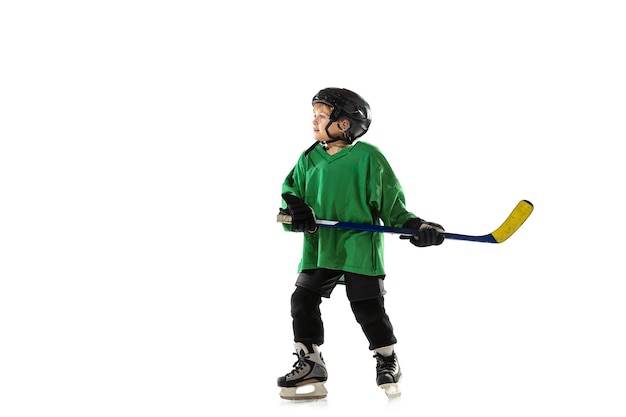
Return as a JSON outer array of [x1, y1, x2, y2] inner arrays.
[[312, 88, 371, 143]]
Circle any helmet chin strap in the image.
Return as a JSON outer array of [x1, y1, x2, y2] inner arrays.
[[305, 122, 349, 156], [323, 121, 348, 145]]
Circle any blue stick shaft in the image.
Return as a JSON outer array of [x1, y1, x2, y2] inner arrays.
[[315, 220, 496, 243]]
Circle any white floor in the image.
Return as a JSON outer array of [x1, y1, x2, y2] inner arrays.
[[2, 2, 625, 416]]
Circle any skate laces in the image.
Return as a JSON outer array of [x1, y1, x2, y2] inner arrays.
[[375, 353, 397, 373], [287, 351, 308, 376]]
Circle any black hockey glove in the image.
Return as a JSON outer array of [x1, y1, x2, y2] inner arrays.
[[401, 218, 445, 247], [281, 193, 317, 233]]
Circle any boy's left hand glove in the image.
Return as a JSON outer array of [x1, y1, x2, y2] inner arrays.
[[402, 218, 445, 247], [281, 193, 317, 233]]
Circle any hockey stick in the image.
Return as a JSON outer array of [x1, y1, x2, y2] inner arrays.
[[277, 200, 533, 243]]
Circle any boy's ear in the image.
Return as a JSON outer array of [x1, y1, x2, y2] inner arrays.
[[338, 119, 351, 132]]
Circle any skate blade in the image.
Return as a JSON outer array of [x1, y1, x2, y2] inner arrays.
[[279, 382, 328, 400], [380, 382, 401, 399]]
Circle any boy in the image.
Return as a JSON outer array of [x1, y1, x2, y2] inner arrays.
[[277, 88, 445, 400]]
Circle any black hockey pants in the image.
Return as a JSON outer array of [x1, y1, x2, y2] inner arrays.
[[290, 269, 397, 350]]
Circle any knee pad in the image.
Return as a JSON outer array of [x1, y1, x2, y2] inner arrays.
[[291, 286, 321, 318], [350, 297, 396, 349], [350, 297, 386, 325]]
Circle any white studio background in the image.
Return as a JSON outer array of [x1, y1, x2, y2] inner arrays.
[[1, 1, 624, 416]]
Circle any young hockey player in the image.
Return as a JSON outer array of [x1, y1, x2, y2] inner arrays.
[[277, 88, 445, 400]]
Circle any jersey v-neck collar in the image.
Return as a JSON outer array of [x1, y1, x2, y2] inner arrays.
[[316, 142, 357, 162]]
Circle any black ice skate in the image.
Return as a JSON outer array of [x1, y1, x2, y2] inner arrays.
[[277, 342, 328, 400], [374, 352, 402, 398]]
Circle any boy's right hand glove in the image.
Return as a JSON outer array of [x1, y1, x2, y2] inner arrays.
[[402, 218, 445, 247], [281, 193, 317, 233]]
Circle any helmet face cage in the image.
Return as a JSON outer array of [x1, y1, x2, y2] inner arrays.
[[312, 88, 371, 143]]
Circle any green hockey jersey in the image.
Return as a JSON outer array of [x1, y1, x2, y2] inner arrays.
[[282, 141, 416, 276]]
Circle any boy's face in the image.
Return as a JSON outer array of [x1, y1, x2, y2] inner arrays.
[[312, 103, 346, 142]]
